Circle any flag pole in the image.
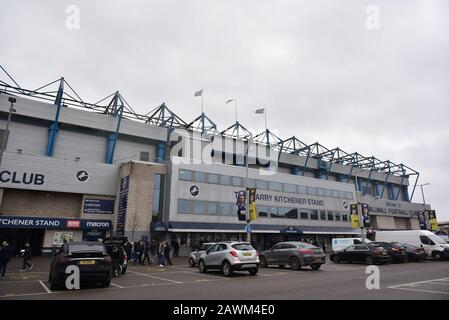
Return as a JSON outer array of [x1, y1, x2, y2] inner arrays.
[[235, 99, 238, 123], [264, 108, 268, 132], [201, 89, 204, 114]]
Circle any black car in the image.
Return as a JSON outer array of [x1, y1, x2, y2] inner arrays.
[[330, 243, 392, 265], [49, 241, 112, 289], [400, 243, 427, 262], [103, 237, 128, 275], [371, 242, 408, 263]]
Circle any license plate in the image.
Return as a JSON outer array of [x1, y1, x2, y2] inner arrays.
[[79, 260, 96, 265], [242, 252, 252, 256]]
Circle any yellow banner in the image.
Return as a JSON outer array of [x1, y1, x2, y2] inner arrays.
[[351, 213, 360, 229], [249, 203, 257, 221], [430, 218, 439, 231]]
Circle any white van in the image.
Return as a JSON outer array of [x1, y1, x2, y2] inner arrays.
[[375, 230, 449, 260], [331, 238, 372, 252]]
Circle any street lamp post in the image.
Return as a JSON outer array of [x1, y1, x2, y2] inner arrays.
[[0, 97, 17, 168], [353, 172, 366, 244]]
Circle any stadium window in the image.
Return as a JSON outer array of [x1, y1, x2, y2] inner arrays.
[[297, 185, 307, 194], [219, 203, 234, 216], [320, 210, 327, 220], [327, 211, 334, 221], [232, 176, 243, 187], [140, 151, 150, 162], [179, 169, 193, 181], [256, 180, 268, 190], [300, 211, 309, 219], [268, 181, 282, 191], [335, 212, 341, 221], [270, 206, 281, 218], [317, 188, 325, 196], [178, 199, 191, 214], [310, 210, 318, 220], [342, 214, 348, 222], [207, 202, 218, 215], [324, 189, 333, 197], [193, 201, 206, 214], [248, 179, 256, 188], [220, 175, 231, 186], [307, 186, 317, 196], [194, 171, 206, 183], [208, 173, 219, 184], [283, 183, 296, 193], [257, 206, 269, 218], [331, 190, 339, 198], [285, 208, 298, 219]]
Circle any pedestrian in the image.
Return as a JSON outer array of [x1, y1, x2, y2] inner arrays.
[[149, 240, 158, 263], [171, 238, 180, 258], [157, 241, 166, 267], [142, 241, 152, 265], [138, 240, 145, 265], [124, 240, 133, 262], [132, 241, 140, 265], [322, 241, 327, 253], [0, 241, 12, 278], [163, 241, 173, 266], [20, 242, 34, 272]]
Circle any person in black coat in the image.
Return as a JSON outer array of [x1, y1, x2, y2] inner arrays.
[[163, 241, 173, 266], [20, 242, 34, 272], [0, 241, 12, 278]]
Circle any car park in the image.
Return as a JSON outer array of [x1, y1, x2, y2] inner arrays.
[[371, 242, 408, 263], [330, 243, 392, 265], [198, 241, 259, 276], [400, 243, 427, 262], [49, 241, 112, 289], [189, 242, 215, 267], [103, 237, 128, 275], [375, 230, 449, 260], [259, 241, 325, 270]]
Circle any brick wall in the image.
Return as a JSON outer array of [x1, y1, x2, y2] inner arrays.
[[0, 189, 82, 218]]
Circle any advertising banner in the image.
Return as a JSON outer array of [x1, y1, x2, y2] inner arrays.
[[350, 203, 360, 228], [249, 188, 257, 221], [361, 203, 371, 228], [418, 211, 428, 230], [428, 210, 439, 231], [116, 176, 129, 235], [235, 190, 247, 221]]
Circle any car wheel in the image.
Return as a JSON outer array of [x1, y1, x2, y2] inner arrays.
[[198, 260, 207, 273], [278, 265, 285, 269], [100, 279, 111, 288], [122, 266, 127, 274], [289, 257, 301, 271], [113, 264, 122, 277], [189, 258, 196, 267], [50, 272, 61, 290], [432, 252, 443, 261], [259, 256, 268, 268], [333, 255, 340, 264], [249, 268, 258, 276], [311, 264, 321, 270], [222, 261, 233, 277], [365, 256, 375, 265]]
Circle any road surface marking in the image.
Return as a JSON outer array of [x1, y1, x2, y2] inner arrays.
[[110, 282, 124, 288], [0, 280, 46, 284], [39, 280, 52, 294], [389, 287, 449, 295], [127, 270, 183, 284], [182, 271, 230, 279], [388, 277, 449, 288]]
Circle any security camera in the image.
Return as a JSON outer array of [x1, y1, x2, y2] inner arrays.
[[8, 97, 16, 103]]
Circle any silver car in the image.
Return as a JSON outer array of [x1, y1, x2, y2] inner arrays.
[[198, 241, 259, 276], [188, 242, 215, 267], [259, 241, 325, 270]]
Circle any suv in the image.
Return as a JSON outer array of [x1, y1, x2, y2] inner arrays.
[[198, 241, 259, 276], [189, 242, 215, 267]]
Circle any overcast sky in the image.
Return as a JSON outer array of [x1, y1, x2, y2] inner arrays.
[[1, 0, 448, 221]]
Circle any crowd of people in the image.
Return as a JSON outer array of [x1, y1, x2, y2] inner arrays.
[[0, 241, 35, 278], [123, 239, 180, 267]]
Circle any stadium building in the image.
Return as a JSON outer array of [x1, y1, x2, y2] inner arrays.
[[0, 68, 429, 256]]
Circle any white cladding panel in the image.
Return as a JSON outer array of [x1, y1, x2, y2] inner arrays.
[[54, 128, 107, 163], [1, 119, 48, 156]]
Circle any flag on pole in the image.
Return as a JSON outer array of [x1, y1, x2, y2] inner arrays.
[[226, 99, 234, 104], [255, 108, 265, 114], [194, 89, 203, 97]]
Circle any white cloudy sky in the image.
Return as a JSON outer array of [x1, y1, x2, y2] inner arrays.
[[1, 0, 448, 220]]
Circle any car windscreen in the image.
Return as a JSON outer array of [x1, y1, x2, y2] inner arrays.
[[429, 235, 447, 244], [68, 244, 105, 254], [232, 243, 253, 251], [297, 243, 317, 249], [199, 244, 213, 251]]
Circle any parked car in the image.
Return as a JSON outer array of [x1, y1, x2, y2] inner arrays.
[[103, 237, 128, 275], [198, 241, 259, 276], [259, 241, 325, 270], [400, 243, 427, 262], [375, 230, 449, 260], [49, 241, 112, 289], [189, 242, 215, 267], [331, 238, 372, 252], [330, 243, 391, 265], [371, 242, 408, 263]]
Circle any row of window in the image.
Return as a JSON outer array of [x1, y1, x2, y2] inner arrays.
[[177, 199, 349, 222], [179, 169, 354, 200]]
